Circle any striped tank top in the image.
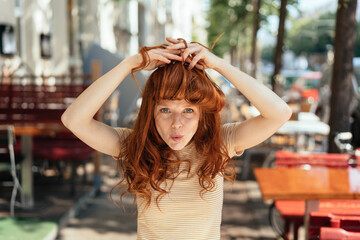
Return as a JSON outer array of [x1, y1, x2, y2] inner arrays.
[[114, 122, 242, 240]]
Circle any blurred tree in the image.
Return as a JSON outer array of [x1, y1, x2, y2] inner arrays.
[[207, 0, 279, 72], [328, 0, 358, 153], [207, 0, 251, 68], [250, 0, 261, 78], [287, 12, 335, 56], [271, 0, 288, 94], [271, 0, 298, 94]]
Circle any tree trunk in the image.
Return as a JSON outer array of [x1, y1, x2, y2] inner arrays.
[[230, 46, 238, 68], [251, 0, 261, 78], [328, 0, 358, 153], [271, 0, 287, 95]]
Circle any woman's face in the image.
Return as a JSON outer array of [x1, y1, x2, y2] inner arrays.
[[154, 99, 200, 150]]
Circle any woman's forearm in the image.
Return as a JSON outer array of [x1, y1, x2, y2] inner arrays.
[[214, 58, 292, 121], [61, 54, 142, 128]]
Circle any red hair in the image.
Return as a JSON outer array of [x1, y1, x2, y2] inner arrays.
[[112, 40, 235, 209]]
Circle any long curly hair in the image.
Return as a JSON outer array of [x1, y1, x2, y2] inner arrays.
[[112, 40, 235, 209]]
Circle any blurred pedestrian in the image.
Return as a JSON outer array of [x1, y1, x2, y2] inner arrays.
[[61, 37, 292, 239]]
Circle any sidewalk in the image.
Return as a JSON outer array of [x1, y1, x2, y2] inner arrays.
[[57, 156, 278, 240], [58, 156, 137, 240]]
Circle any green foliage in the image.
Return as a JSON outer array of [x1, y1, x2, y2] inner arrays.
[[287, 12, 335, 56], [207, 0, 291, 57], [207, 0, 251, 57], [207, 0, 299, 60]]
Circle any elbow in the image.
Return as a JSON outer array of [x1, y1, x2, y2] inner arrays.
[[283, 104, 293, 122], [61, 109, 90, 132], [61, 110, 77, 130], [272, 102, 292, 124], [61, 111, 70, 129]]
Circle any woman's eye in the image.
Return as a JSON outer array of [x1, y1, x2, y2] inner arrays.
[[160, 108, 170, 113], [184, 108, 194, 113]]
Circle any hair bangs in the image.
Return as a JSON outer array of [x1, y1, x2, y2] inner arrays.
[[149, 61, 225, 113], [150, 62, 188, 102]]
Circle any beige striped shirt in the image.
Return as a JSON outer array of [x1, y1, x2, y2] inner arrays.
[[114, 122, 242, 240]]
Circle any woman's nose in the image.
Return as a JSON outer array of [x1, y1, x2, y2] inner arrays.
[[171, 114, 182, 129]]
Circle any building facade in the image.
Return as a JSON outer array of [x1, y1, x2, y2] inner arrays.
[[0, 0, 207, 79]]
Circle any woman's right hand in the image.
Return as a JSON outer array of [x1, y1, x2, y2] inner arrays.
[[130, 47, 183, 71]]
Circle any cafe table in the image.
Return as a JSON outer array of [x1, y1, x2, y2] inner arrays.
[[254, 167, 360, 239], [14, 123, 67, 209], [277, 119, 330, 152], [241, 118, 330, 180]]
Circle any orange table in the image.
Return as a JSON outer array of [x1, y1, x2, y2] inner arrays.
[[254, 167, 360, 238], [254, 168, 360, 200], [14, 123, 67, 209]]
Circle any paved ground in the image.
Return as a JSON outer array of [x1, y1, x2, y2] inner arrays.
[[0, 163, 94, 221], [57, 156, 280, 240]]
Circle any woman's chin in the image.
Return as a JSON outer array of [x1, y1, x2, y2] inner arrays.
[[168, 144, 185, 151], [167, 140, 187, 151]]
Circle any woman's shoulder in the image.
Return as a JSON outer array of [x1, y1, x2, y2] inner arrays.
[[221, 122, 243, 157], [113, 127, 133, 135], [112, 127, 133, 160], [221, 122, 241, 135], [113, 127, 133, 142]]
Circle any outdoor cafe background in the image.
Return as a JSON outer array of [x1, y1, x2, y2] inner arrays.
[[0, 0, 360, 239]]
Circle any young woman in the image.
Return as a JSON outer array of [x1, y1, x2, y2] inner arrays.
[[61, 37, 292, 239]]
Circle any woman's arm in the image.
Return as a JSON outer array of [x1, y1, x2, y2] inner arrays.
[[213, 59, 292, 152], [62, 49, 182, 157], [167, 38, 292, 153]]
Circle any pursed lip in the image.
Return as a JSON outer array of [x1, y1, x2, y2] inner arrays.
[[170, 134, 184, 141]]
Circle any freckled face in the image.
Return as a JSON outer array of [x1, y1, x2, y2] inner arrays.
[[154, 99, 200, 150]]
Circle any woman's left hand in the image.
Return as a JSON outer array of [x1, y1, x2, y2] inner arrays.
[[166, 37, 221, 70]]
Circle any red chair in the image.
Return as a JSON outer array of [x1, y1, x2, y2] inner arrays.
[[270, 200, 304, 240], [272, 200, 360, 240], [309, 212, 360, 239], [320, 227, 360, 240], [270, 151, 360, 240], [275, 150, 357, 168]]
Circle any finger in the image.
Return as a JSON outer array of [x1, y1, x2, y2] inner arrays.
[[182, 45, 202, 63], [167, 42, 187, 50], [163, 49, 182, 56], [151, 49, 181, 57], [166, 37, 180, 44], [153, 49, 182, 61], [155, 54, 171, 64], [185, 57, 204, 70], [188, 52, 204, 69], [153, 48, 181, 55], [161, 52, 183, 61], [193, 63, 205, 70]]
